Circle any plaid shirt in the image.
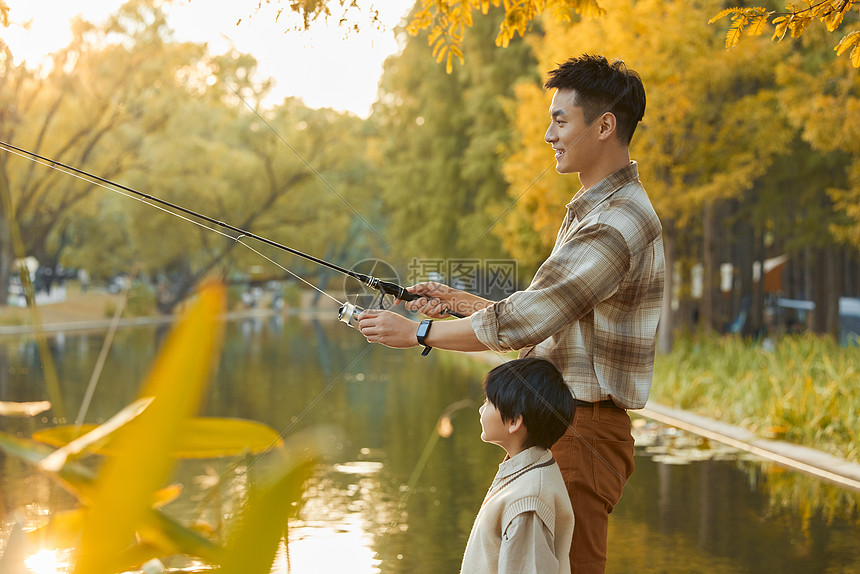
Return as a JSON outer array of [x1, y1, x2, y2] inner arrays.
[[471, 162, 664, 409]]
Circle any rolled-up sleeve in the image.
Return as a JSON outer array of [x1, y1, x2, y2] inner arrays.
[[471, 223, 630, 352]]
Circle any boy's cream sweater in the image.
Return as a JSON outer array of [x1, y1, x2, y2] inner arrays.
[[460, 446, 574, 573]]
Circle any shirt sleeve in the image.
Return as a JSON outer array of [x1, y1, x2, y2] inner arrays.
[[471, 222, 631, 352], [498, 511, 559, 574]]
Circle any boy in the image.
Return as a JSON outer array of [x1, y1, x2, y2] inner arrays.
[[460, 357, 575, 574]]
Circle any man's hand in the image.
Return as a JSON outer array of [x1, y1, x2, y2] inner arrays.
[[357, 309, 420, 349], [399, 281, 492, 318]]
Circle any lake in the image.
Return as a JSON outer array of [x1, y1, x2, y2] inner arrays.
[[1, 313, 859, 573]]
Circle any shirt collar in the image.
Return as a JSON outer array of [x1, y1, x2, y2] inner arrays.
[[567, 161, 639, 221], [497, 446, 551, 478]]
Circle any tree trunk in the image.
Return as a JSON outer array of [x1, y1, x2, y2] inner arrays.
[[730, 218, 755, 336], [811, 246, 840, 337], [0, 164, 13, 307], [657, 219, 675, 354], [749, 228, 766, 336], [825, 246, 842, 337], [701, 203, 716, 333]]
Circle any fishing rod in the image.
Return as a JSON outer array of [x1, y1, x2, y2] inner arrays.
[[0, 140, 464, 330]]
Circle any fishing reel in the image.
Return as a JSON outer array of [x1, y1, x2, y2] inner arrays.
[[338, 259, 411, 330], [337, 279, 428, 330], [337, 302, 364, 329]]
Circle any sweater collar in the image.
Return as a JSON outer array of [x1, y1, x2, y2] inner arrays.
[[497, 446, 552, 480]]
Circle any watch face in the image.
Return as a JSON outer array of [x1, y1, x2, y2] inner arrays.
[[417, 320, 431, 343]]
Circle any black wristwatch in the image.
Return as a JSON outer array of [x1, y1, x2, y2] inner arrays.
[[416, 319, 433, 356]]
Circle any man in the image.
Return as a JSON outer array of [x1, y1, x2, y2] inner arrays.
[[358, 54, 664, 573]]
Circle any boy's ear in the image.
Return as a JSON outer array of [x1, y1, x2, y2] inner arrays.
[[507, 415, 524, 435]]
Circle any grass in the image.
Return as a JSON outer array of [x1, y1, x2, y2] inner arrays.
[[653, 334, 860, 462]]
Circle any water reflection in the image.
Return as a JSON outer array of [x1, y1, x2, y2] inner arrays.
[[1, 315, 860, 573], [289, 462, 388, 574]]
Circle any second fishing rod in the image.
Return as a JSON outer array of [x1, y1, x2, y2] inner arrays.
[[0, 140, 464, 330]]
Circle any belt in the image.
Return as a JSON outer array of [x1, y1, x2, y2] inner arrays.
[[574, 399, 622, 409]]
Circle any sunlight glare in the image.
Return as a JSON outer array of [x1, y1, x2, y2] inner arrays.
[[2, 0, 414, 117], [24, 549, 67, 574], [288, 517, 381, 574]]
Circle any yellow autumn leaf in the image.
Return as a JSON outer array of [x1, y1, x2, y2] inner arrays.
[[725, 15, 747, 48], [73, 281, 226, 574], [35, 417, 282, 459], [745, 13, 770, 37], [824, 8, 845, 32], [835, 30, 860, 56], [709, 7, 747, 25], [772, 15, 789, 41], [37, 397, 153, 472]]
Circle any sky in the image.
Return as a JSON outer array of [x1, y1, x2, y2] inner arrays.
[[1, 0, 415, 118]]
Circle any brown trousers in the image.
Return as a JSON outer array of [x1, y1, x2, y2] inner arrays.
[[550, 401, 635, 574]]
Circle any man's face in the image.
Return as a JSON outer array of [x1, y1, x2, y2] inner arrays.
[[544, 88, 600, 175]]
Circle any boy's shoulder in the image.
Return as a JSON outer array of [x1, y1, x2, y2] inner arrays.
[[494, 448, 571, 531]]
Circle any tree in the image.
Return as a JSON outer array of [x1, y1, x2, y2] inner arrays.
[[109, 49, 378, 311], [0, 0, 198, 305], [372, 4, 539, 295], [710, 1, 860, 67], [769, 25, 860, 335]]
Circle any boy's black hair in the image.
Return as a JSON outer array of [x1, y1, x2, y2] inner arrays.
[[483, 357, 574, 449], [544, 54, 646, 145]]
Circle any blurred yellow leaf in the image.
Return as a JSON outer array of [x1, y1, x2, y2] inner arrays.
[[219, 427, 333, 574], [37, 397, 153, 472], [74, 281, 226, 574], [35, 417, 282, 459]]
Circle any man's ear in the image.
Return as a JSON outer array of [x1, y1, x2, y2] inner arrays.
[[597, 112, 617, 140], [508, 415, 524, 435]]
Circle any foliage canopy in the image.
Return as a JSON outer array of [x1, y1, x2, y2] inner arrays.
[[710, 1, 860, 67]]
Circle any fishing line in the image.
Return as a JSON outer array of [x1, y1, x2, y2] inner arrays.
[[0, 141, 463, 505], [0, 141, 344, 306], [0, 139, 460, 326]]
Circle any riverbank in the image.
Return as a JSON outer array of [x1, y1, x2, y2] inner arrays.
[[3, 290, 860, 492]]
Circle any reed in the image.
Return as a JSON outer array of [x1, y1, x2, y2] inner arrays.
[[653, 334, 860, 462]]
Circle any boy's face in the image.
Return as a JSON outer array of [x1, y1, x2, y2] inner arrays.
[[478, 399, 509, 446]]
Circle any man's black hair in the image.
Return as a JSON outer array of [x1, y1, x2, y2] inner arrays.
[[544, 54, 646, 145], [483, 357, 574, 449]]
